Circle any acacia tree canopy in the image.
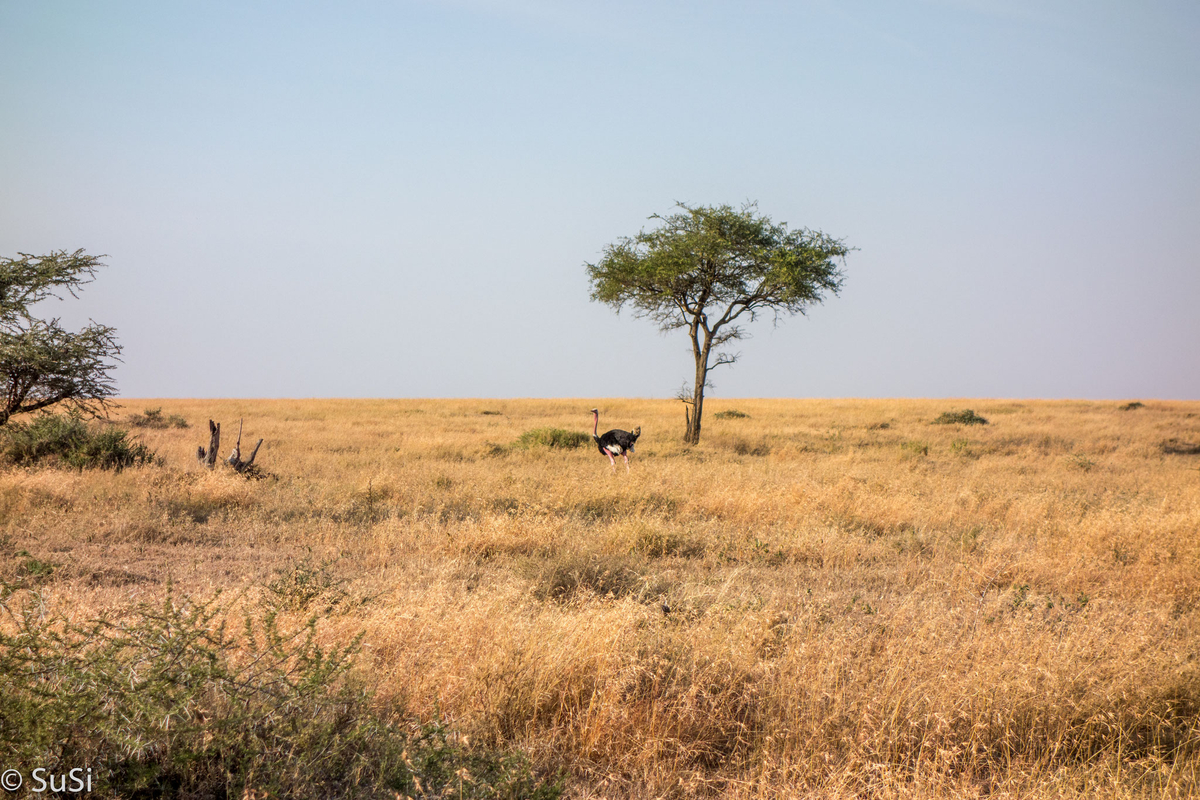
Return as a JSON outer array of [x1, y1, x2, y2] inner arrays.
[[0, 250, 121, 426], [587, 203, 850, 444]]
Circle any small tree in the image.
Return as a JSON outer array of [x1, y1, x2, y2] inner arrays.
[[587, 203, 849, 444], [0, 250, 120, 427]]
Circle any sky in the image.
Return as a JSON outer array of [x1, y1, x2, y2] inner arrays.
[[2, 0, 1197, 399]]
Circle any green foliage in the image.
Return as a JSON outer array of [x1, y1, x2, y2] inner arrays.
[[127, 407, 189, 428], [932, 409, 989, 426], [587, 203, 848, 326], [0, 413, 155, 470], [713, 409, 749, 419], [0, 586, 561, 800], [513, 427, 590, 450], [0, 250, 121, 426], [900, 441, 930, 458]]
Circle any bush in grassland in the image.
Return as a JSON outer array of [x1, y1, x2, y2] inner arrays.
[[0, 413, 155, 470]]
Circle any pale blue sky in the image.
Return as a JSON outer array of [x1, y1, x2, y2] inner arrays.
[[2, 1, 1197, 399]]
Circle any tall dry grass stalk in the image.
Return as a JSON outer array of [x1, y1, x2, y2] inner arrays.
[[2, 398, 1198, 798]]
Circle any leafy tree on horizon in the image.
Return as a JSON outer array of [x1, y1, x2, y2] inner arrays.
[[587, 202, 850, 444], [0, 249, 121, 426]]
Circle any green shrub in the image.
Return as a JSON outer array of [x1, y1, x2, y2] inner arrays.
[[1119, 401, 1145, 411], [127, 407, 189, 428], [713, 409, 749, 419], [931, 409, 989, 426], [513, 427, 590, 450], [0, 413, 156, 470], [68, 425, 157, 470], [0, 585, 561, 800], [1, 413, 88, 463]]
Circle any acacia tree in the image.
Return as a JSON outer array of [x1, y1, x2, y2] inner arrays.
[[587, 203, 850, 444], [0, 250, 121, 427]]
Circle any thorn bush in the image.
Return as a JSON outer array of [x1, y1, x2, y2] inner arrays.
[[0, 584, 562, 799]]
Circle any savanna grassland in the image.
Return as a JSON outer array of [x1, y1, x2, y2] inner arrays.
[[2, 398, 1199, 798]]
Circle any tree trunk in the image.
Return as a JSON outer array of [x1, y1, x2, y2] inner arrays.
[[197, 419, 220, 468], [685, 344, 711, 445]]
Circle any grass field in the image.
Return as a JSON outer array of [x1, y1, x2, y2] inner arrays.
[[3, 398, 1199, 798]]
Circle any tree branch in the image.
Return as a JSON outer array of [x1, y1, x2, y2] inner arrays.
[[711, 352, 739, 368]]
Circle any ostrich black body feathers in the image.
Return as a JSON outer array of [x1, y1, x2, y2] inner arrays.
[[590, 408, 641, 471], [595, 427, 639, 456]]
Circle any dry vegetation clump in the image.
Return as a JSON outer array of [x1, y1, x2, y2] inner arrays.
[[2, 397, 1199, 798]]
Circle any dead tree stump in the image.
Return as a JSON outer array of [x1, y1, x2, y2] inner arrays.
[[197, 420, 220, 468], [227, 418, 263, 474], [197, 418, 264, 474]]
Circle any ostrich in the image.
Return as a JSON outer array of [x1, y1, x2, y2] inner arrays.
[[590, 408, 641, 472]]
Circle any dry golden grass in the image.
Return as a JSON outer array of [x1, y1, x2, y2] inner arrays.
[[3, 397, 1199, 798]]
